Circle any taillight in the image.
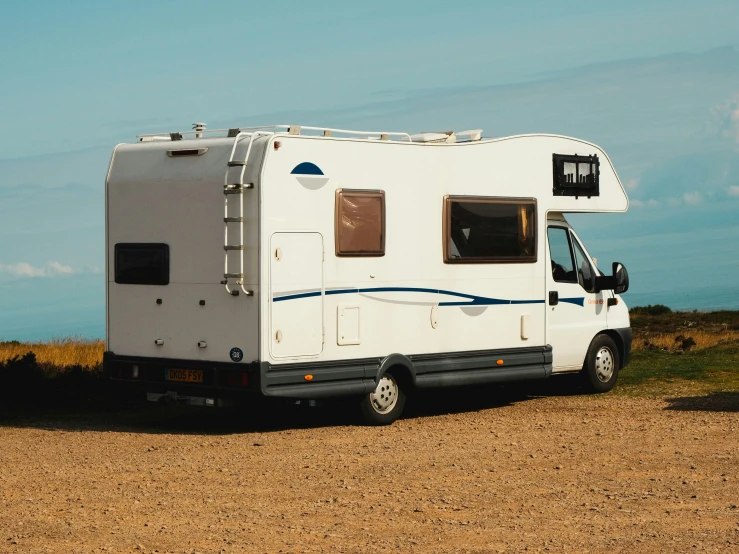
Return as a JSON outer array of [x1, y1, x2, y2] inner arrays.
[[224, 373, 249, 387], [113, 363, 140, 380]]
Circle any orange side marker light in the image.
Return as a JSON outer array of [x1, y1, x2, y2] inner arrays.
[[497, 359, 504, 365], [304, 374, 313, 381]]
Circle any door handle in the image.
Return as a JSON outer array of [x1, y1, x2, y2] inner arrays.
[[549, 291, 559, 306]]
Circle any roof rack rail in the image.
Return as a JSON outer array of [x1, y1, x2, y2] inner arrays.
[[138, 124, 413, 142]]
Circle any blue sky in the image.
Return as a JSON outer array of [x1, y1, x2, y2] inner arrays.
[[1, 0, 739, 339]]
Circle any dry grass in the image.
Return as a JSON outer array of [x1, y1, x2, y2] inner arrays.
[[0, 338, 104, 369], [633, 328, 739, 352]]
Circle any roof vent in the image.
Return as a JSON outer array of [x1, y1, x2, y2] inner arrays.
[[193, 122, 206, 138], [411, 131, 456, 143], [457, 129, 483, 141]]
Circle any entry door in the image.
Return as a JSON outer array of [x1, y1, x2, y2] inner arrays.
[[270, 232, 324, 358], [546, 226, 607, 371]]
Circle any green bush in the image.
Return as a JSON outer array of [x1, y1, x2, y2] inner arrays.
[[630, 304, 672, 316]]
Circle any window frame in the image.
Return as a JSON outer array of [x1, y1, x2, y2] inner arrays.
[[442, 195, 537, 264], [114, 243, 170, 285], [570, 233, 597, 293], [552, 153, 600, 198], [547, 225, 578, 284], [334, 188, 386, 257]]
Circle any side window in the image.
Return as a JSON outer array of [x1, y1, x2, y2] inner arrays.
[[115, 243, 169, 285], [443, 196, 536, 263], [572, 237, 595, 292], [547, 227, 576, 283], [335, 189, 385, 257]]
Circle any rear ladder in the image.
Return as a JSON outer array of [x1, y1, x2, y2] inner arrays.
[[222, 131, 270, 296]]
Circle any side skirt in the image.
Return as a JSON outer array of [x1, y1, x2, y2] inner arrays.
[[261, 345, 552, 398], [412, 346, 552, 389]]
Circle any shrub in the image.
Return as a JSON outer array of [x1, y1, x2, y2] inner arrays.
[[630, 304, 672, 316]]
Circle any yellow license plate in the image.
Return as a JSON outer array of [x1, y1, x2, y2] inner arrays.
[[165, 369, 204, 383]]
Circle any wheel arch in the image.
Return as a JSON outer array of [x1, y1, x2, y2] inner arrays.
[[376, 353, 416, 390], [599, 329, 625, 368]]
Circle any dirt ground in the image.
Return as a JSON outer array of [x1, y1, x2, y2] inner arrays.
[[1, 386, 738, 553]]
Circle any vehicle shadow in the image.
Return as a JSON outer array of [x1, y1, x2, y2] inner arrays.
[[664, 391, 739, 413], [0, 374, 588, 435]]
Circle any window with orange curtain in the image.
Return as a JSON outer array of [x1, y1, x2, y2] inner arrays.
[[335, 189, 385, 257], [443, 196, 537, 263]]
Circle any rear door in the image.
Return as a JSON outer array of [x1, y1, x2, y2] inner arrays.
[[546, 225, 607, 370], [269, 232, 324, 358]]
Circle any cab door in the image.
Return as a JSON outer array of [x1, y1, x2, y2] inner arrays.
[[545, 225, 607, 371]]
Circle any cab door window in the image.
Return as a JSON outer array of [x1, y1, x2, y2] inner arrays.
[[547, 227, 576, 283], [571, 237, 595, 292]]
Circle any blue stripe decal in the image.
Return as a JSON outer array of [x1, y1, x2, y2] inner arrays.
[[560, 297, 585, 307], [273, 286, 547, 306], [273, 291, 323, 302]]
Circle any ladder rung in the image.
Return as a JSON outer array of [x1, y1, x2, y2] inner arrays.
[[224, 182, 252, 191], [224, 245, 243, 251], [227, 161, 246, 167], [224, 273, 244, 279], [224, 217, 244, 223]]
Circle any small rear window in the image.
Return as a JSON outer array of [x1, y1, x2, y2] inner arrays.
[[115, 243, 169, 285]]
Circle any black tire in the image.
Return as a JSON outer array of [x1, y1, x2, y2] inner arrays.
[[581, 334, 620, 393], [359, 372, 406, 425]]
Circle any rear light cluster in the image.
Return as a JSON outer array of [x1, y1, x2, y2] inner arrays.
[[220, 372, 249, 388], [112, 363, 140, 380]]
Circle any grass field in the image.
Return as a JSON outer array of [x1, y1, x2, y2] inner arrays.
[[0, 338, 104, 369], [1, 308, 738, 397], [620, 307, 739, 394]]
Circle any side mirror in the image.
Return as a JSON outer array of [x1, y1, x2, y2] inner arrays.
[[594, 262, 629, 294], [613, 262, 629, 294]]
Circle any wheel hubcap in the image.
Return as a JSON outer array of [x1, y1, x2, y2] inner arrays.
[[595, 346, 615, 382], [369, 374, 399, 414]]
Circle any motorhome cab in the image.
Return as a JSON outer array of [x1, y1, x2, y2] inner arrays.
[[105, 123, 632, 425]]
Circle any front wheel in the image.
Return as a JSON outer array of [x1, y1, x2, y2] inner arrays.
[[359, 372, 406, 425], [581, 334, 620, 393]]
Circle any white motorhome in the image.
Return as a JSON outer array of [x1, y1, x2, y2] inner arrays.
[[105, 123, 632, 424]]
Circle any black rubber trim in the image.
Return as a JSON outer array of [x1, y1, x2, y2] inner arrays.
[[106, 345, 554, 400], [612, 327, 633, 368], [260, 346, 552, 397], [104, 352, 261, 395], [411, 345, 552, 387]]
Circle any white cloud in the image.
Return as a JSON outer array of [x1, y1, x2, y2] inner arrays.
[[710, 93, 739, 146], [683, 191, 703, 205], [630, 198, 662, 209], [729, 185, 739, 197], [0, 261, 78, 278], [47, 261, 76, 275], [624, 178, 640, 191]]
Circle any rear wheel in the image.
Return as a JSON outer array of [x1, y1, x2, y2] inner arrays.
[[582, 334, 620, 393], [359, 372, 406, 425]]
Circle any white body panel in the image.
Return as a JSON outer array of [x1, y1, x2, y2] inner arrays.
[[107, 138, 264, 363], [269, 232, 324, 358], [106, 129, 629, 374]]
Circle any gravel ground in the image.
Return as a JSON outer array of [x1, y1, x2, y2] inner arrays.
[[1, 388, 738, 553]]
